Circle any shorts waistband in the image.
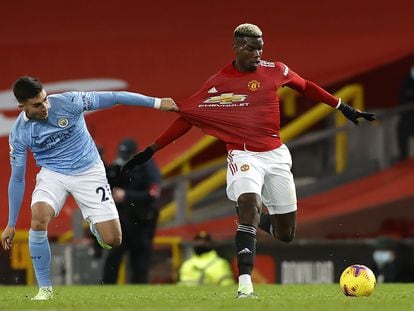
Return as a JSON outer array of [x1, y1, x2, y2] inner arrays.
[[226, 142, 281, 152]]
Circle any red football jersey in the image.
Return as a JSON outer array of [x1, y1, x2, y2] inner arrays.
[[178, 61, 310, 151]]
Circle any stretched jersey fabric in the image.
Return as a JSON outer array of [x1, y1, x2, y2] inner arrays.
[[170, 61, 339, 152]]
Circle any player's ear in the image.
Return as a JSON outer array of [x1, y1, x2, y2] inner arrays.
[[233, 37, 246, 53], [233, 40, 242, 54], [232, 39, 238, 52]]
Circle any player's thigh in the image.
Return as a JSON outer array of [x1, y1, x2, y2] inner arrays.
[[69, 162, 119, 225], [262, 170, 297, 215], [32, 167, 70, 218], [31, 202, 56, 230], [226, 150, 264, 202], [261, 145, 297, 215]]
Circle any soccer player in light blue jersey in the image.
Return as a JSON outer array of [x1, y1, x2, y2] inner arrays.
[[1, 76, 179, 300]]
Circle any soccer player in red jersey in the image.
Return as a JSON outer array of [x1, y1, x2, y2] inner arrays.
[[123, 23, 375, 298]]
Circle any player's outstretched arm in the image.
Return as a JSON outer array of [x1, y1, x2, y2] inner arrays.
[[121, 117, 193, 174], [93, 92, 179, 111], [287, 75, 376, 125]]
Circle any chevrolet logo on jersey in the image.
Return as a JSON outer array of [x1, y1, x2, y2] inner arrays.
[[203, 93, 247, 104]]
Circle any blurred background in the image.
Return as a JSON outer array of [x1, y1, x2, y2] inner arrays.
[[1, 0, 414, 286]]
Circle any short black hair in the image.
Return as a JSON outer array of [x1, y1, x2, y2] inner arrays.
[[13, 76, 44, 102], [118, 138, 137, 155]]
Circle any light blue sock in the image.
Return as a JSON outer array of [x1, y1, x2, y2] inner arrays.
[[29, 229, 52, 287]]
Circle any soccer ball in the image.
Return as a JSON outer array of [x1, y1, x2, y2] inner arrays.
[[339, 264, 376, 297]]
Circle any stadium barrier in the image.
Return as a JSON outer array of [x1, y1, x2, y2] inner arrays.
[[2, 236, 413, 284]]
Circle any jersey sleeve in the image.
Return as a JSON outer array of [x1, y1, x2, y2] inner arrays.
[[9, 132, 27, 167], [8, 165, 26, 226], [51, 91, 149, 117], [276, 62, 339, 108], [49, 92, 86, 115], [299, 80, 339, 107], [68, 91, 157, 112], [57, 91, 99, 113], [274, 62, 302, 86], [8, 133, 27, 227], [155, 117, 193, 149]]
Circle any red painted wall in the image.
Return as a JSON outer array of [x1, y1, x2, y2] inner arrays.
[[1, 0, 414, 235]]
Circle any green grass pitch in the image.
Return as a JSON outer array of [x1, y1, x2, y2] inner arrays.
[[0, 284, 413, 311]]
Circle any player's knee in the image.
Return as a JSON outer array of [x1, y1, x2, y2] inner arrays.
[[279, 233, 295, 243], [31, 220, 49, 231], [275, 229, 295, 243], [96, 219, 122, 246], [237, 193, 261, 226], [113, 233, 122, 246], [30, 213, 52, 230], [103, 232, 122, 247]]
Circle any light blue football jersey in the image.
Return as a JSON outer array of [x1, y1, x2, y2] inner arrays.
[[7, 90, 157, 226], [9, 91, 154, 174]]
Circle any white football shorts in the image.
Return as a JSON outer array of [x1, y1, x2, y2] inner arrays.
[[32, 161, 119, 224], [226, 144, 297, 215]]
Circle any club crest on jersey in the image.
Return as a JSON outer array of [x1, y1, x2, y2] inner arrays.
[[57, 118, 69, 128], [248, 80, 261, 91], [241, 164, 250, 172]]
